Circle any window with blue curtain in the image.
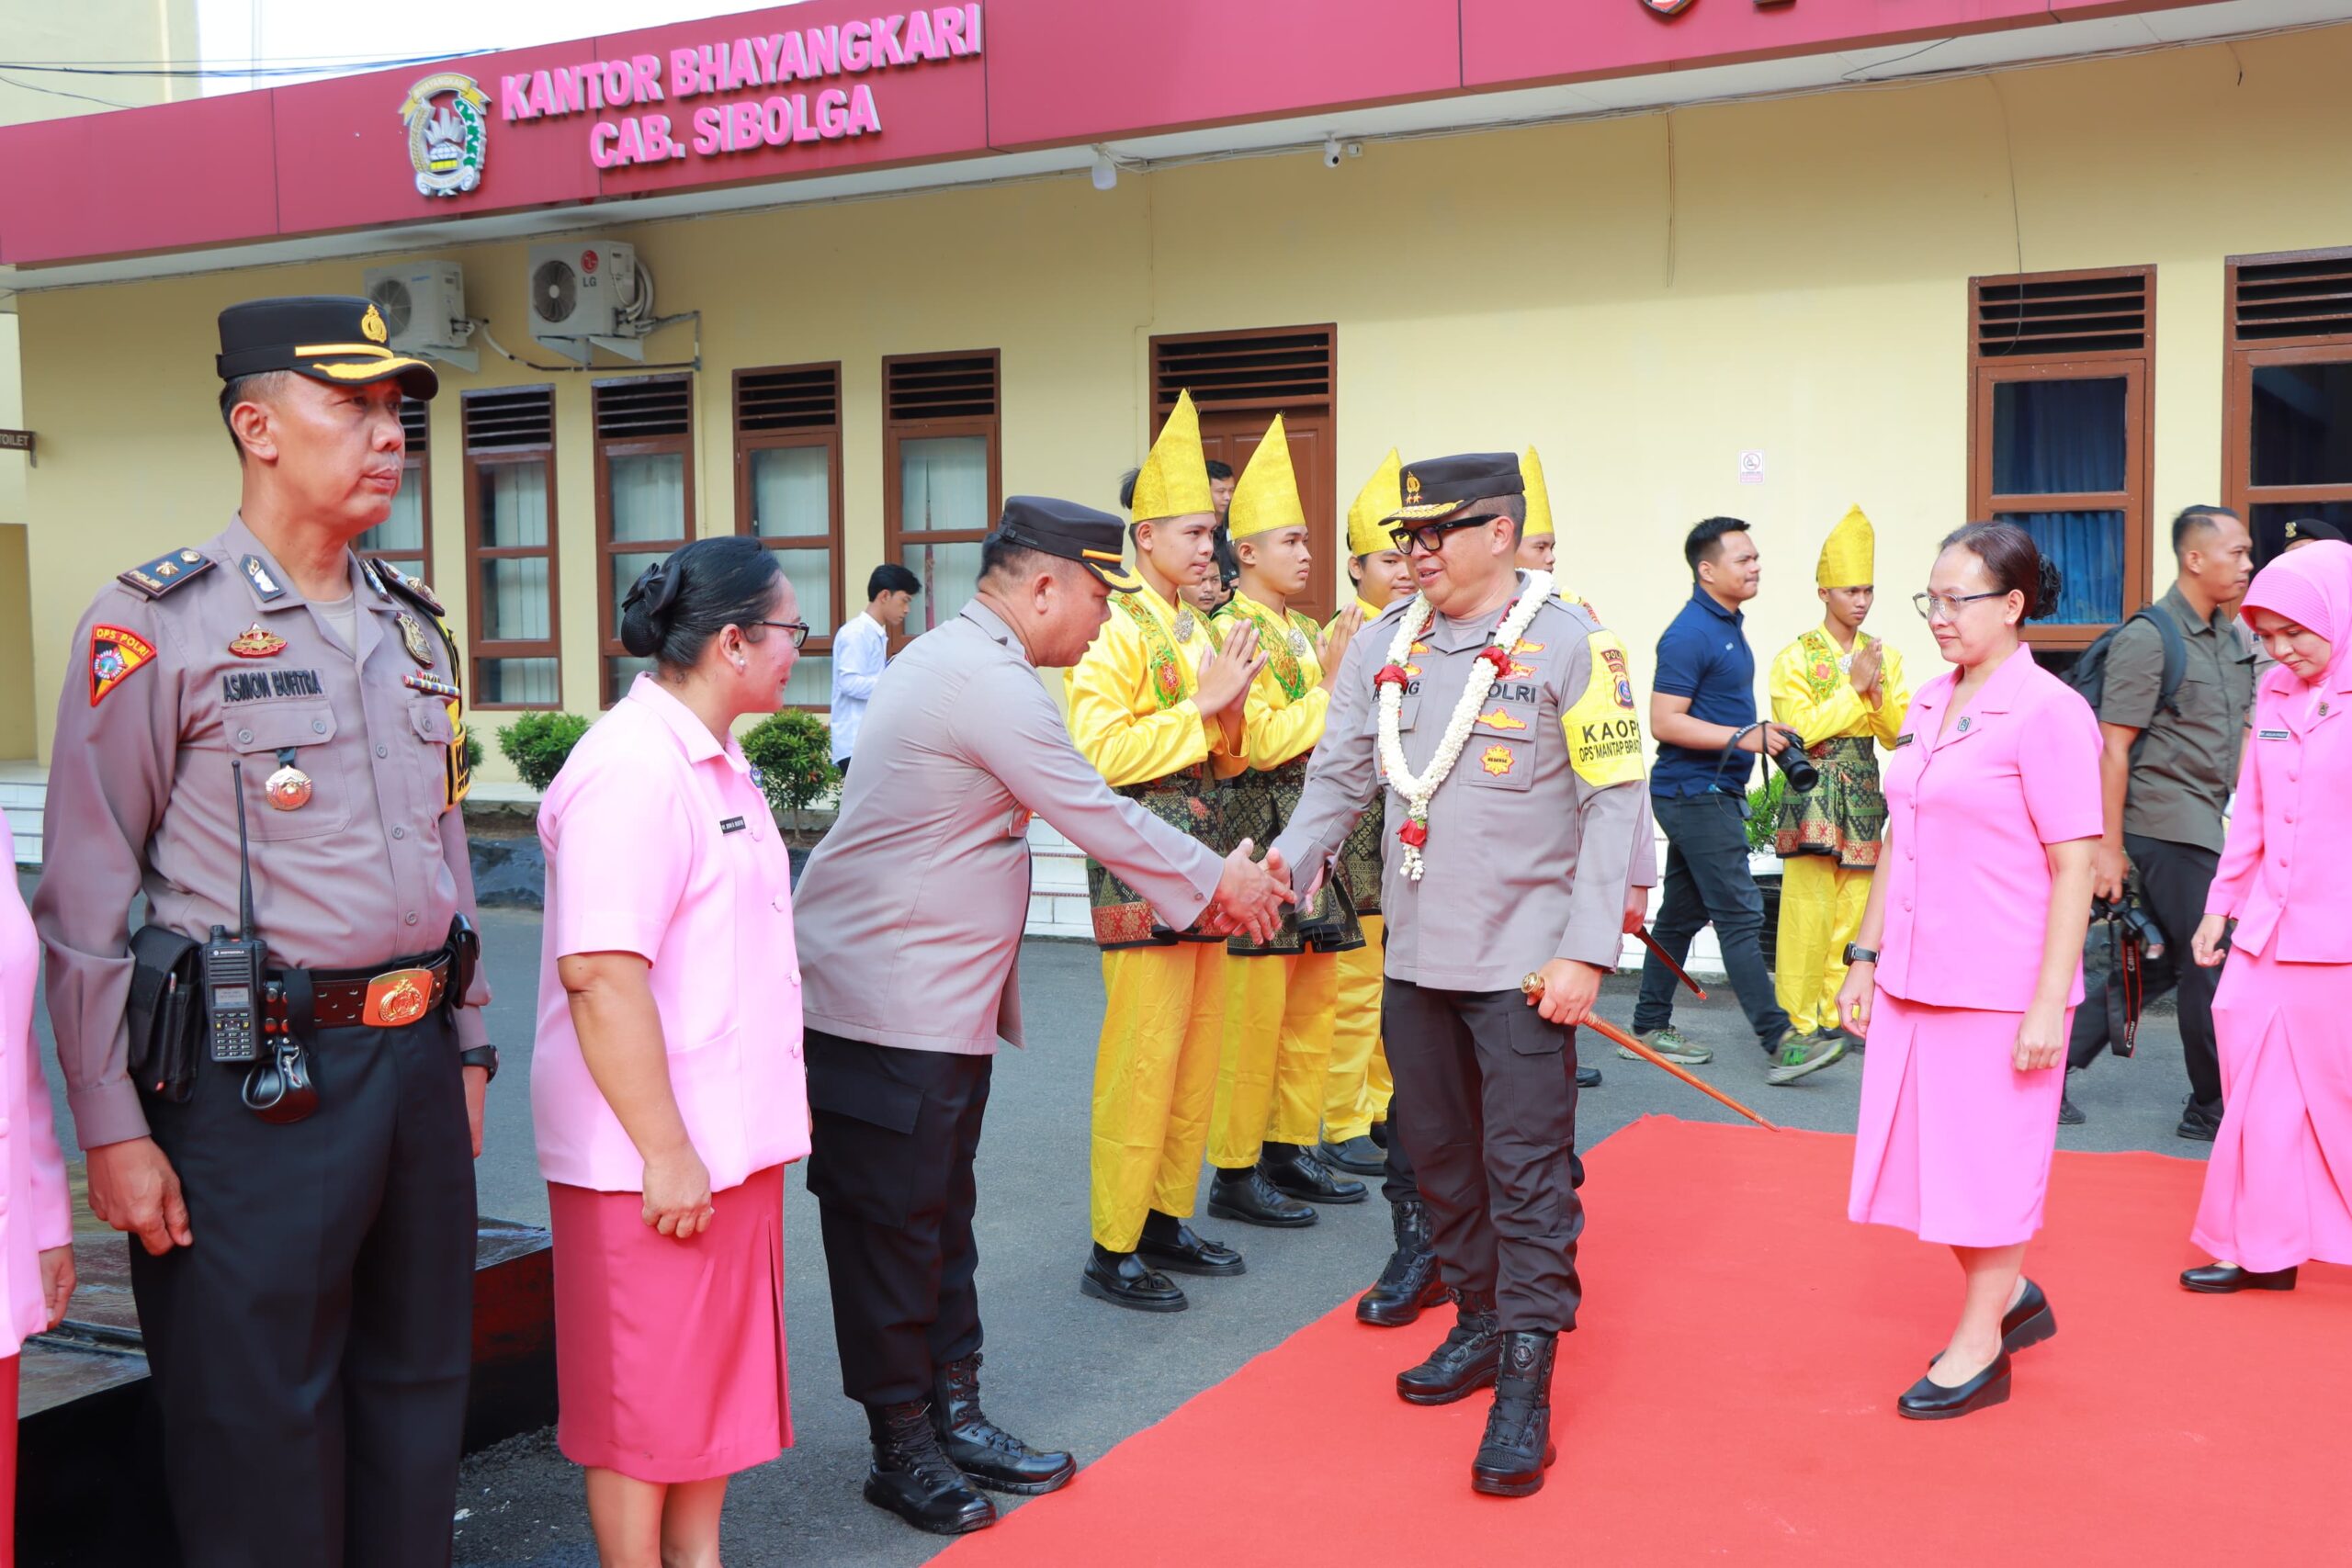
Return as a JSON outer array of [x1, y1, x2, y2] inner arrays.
[[1988, 378, 2129, 625]]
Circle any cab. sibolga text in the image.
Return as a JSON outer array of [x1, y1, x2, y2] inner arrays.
[[498, 4, 982, 171]]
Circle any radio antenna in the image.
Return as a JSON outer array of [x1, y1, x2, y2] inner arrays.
[[231, 759, 258, 942]]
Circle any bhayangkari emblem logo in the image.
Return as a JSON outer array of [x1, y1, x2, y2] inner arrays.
[[401, 72, 489, 198]]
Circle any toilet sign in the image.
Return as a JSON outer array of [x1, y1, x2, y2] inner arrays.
[[1737, 449, 1765, 484]]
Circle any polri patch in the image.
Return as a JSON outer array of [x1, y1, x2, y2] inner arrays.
[[90, 625, 156, 706]]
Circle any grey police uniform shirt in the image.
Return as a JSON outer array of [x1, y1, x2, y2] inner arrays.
[[35, 515, 490, 1149], [795, 597, 1226, 1055], [1272, 579, 1647, 990]]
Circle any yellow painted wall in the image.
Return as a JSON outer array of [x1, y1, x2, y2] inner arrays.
[[19, 25, 2352, 778]]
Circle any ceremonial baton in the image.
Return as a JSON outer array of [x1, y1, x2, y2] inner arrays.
[[1635, 928, 1708, 1001], [1519, 974, 1780, 1131]]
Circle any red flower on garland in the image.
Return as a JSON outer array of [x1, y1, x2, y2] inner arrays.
[[1477, 645, 1513, 678], [1397, 819, 1429, 848], [1374, 662, 1410, 688]]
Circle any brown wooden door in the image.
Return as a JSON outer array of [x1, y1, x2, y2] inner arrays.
[[1200, 411, 1337, 626]]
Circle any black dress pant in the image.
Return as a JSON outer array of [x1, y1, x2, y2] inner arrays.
[[1381, 982, 1585, 1333], [1380, 1032, 1588, 1211], [131, 1011, 475, 1568], [2066, 832, 2225, 1114], [804, 1030, 992, 1407]]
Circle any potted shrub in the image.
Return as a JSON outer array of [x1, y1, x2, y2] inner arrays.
[[1747, 772, 1786, 971], [496, 712, 592, 793], [741, 710, 839, 852]]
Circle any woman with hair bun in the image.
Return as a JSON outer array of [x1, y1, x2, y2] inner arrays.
[[530, 535, 813, 1565], [1836, 521, 2101, 1420], [2183, 539, 2352, 1294]]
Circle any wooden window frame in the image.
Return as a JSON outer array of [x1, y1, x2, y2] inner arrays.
[[733, 363, 844, 712], [594, 375, 696, 707], [358, 400, 434, 582], [2222, 246, 2352, 562], [460, 388, 561, 712], [1966, 266, 2154, 650], [884, 349, 1001, 639]]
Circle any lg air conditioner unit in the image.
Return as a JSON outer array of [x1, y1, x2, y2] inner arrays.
[[526, 240, 651, 366], [362, 260, 478, 372]]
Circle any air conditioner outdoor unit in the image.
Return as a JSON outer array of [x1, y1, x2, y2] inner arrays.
[[526, 240, 651, 365], [362, 260, 478, 372]]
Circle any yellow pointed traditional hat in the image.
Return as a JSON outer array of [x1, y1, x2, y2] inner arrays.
[[1345, 448, 1404, 557], [1227, 415, 1306, 541], [1130, 389, 1215, 524], [1521, 447, 1555, 540], [1817, 504, 1876, 587]]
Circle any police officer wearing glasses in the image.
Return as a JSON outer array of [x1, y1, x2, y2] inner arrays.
[[34, 297, 494, 1567]]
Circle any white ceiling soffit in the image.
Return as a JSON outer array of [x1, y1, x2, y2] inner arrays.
[[5, 0, 2347, 299]]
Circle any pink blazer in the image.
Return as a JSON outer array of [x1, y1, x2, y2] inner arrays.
[[2206, 663, 2352, 962], [1873, 646, 2104, 1012], [3, 874, 74, 1358]]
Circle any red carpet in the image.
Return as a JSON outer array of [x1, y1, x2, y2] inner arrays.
[[939, 1116, 2348, 1566]]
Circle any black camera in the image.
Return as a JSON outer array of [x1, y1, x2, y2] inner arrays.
[[1765, 728, 1819, 794], [2098, 896, 2165, 962]]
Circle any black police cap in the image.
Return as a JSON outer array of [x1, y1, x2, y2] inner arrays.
[[217, 296, 439, 400], [1387, 452, 1524, 524], [2286, 517, 2346, 546], [992, 497, 1143, 592]]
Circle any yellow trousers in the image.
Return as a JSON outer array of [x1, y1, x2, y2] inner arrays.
[[1321, 913, 1391, 1142], [1091, 943, 1228, 1252], [1774, 854, 1873, 1035], [1208, 950, 1339, 1167]]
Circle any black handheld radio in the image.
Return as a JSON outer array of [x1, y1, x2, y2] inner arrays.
[[203, 760, 269, 1064]]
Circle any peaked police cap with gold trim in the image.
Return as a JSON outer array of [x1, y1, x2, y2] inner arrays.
[[216, 296, 439, 400], [992, 497, 1144, 592], [1386, 452, 1524, 524]]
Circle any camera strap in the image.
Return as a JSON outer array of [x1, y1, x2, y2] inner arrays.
[[2111, 919, 2144, 1055]]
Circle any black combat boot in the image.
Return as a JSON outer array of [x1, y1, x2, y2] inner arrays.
[[1395, 1292, 1501, 1405], [1357, 1199, 1447, 1327], [1470, 1330, 1559, 1497], [862, 1401, 996, 1535], [931, 1353, 1078, 1496]]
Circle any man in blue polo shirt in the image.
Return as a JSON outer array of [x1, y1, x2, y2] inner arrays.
[[1629, 517, 1816, 1072]]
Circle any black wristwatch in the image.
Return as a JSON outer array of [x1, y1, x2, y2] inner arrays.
[[459, 1044, 500, 1082], [1843, 943, 1880, 965]]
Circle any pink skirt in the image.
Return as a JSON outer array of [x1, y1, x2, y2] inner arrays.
[[548, 1163, 792, 1483], [2193, 946, 2352, 1273], [1849, 990, 2068, 1247]]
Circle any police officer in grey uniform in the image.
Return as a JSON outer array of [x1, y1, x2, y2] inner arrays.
[[1272, 453, 1645, 1499], [34, 298, 495, 1567]]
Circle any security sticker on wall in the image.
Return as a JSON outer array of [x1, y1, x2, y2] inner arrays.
[[1565, 631, 1647, 786]]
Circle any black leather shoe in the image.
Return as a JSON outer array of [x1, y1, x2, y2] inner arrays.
[[1262, 1144, 1368, 1204], [1471, 1330, 1559, 1497], [1137, 1213, 1246, 1277], [1207, 1166, 1318, 1227], [2176, 1098, 2222, 1143], [1079, 1246, 1187, 1312], [1358, 1198, 1448, 1327], [1928, 1279, 2055, 1368], [2180, 1262, 2299, 1293], [1575, 1065, 1601, 1089], [931, 1354, 1077, 1497], [863, 1402, 996, 1535], [2058, 1078, 2086, 1125], [1396, 1293, 1502, 1405], [1318, 1134, 1385, 1176], [1896, 1350, 2012, 1421]]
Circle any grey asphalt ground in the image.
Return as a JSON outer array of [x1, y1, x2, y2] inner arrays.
[[19, 875, 2212, 1566]]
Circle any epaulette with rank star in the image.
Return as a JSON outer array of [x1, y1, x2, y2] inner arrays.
[[117, 547, 215, 600]]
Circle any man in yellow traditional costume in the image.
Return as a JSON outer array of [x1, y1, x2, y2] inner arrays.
[[1763, 504, 1910, 1086], [1204, 417, 1372, 1226], [1317, 450, 1409, 1182], [1070, 391, 1274, 1311]]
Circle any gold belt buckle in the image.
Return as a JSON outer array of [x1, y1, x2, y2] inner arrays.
[[362, 966, 437, 1028]]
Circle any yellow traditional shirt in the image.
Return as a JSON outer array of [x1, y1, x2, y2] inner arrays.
[[1769, 626, 1912, 749], [1067, 584, 1238, 787], [1226, 590, 1329, 772]]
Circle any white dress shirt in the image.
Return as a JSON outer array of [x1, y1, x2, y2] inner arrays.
[[829, 609, 889, 761]]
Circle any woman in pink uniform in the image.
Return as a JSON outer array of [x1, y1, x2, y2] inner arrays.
[[2, 873, 76, 1547], [2183, 539, 2352, 1293], [533, 536, 812, 1568], [1838, 522, 2100, 1421]]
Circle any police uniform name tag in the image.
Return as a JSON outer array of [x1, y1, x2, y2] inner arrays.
[[2259, 728, 2292, 740], [1894, 732, 1917, 748]]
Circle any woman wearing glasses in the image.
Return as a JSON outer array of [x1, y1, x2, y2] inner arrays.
[[531, 536, 812, 1565], [1836, 522, 2101, 1420], [2183, 540, 2352, 1294]]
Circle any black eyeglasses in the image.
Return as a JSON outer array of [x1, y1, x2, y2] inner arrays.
[[1911, 591, 2005, 621], [1389, 514, 1499, 555], [756, 620, 811, 649]]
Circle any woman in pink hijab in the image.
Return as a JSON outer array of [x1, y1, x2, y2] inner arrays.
[[2186, 539, 2352, 1292]]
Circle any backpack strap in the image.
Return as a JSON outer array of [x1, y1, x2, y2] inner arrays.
[[2141, 605, 2188, 718]]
